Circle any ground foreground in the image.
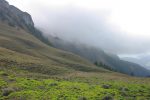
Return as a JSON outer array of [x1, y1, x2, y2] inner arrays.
[[0, 68, 150, 100]]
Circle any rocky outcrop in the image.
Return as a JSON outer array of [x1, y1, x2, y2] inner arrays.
[[0, 0, 34, 31], [0, 0, 51, 46]]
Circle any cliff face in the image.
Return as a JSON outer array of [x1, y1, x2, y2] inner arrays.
[[0, 0, 34, 31], [0, 0, 51, 46]]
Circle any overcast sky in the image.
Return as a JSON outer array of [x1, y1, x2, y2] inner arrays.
[[7, 0, 150, 56]]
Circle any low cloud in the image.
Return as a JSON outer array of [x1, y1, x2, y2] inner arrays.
[[7, 0, 150, 55], [34, 6, 150, 55]]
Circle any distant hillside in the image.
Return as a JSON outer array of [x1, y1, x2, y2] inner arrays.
[[121, 56, 150, 70], [48, 35, 150, 77]]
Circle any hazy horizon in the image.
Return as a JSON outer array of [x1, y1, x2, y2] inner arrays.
[[7, 0, 150, 57]]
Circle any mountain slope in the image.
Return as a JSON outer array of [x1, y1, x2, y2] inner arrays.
[[48, 36, 150, 77], [121, 56, 150, 70], [0, 0, 110, 75], [0, 23, 108, 75], [1, 0, 149, 77]]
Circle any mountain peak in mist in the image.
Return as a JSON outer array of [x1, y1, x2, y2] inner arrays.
[[0, 0, 34, 31], [0, 0, 52, 46], [0, 0, 8, 5]]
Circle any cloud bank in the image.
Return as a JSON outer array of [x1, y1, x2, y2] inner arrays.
[[7, 0, 150, 55]]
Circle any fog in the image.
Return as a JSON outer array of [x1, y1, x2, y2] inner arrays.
[[7, 0, 150, 56]]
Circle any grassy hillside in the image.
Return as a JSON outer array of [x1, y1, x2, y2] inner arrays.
[[0, 23, 107, 75], [0, 23, 150, 99], [1, 68, 150, 100]]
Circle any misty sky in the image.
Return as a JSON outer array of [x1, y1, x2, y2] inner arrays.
[[7, 0, 150, 56]]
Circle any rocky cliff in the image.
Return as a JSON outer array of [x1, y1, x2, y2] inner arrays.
[[0, 0, 34, 31], [0, 0, 51, 45]]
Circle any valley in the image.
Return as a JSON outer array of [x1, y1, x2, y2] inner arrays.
[[0, 0, 150, 99]]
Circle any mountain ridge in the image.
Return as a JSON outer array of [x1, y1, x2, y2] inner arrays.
[[48, 35, 150, 77], [121, 56, 150, 70]]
